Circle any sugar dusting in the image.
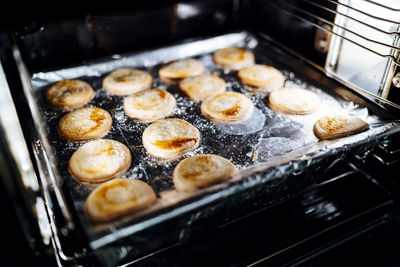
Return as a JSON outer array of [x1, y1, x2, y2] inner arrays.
[[214, 108, 265, 135], [35, 51, 369, 195], [31, 38, 376, 230]]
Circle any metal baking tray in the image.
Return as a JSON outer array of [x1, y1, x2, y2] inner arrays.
[[27, 31, 399, 252]]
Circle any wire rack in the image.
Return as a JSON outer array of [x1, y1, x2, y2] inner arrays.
[[265, 0, 400, 65], [258, 0, 400, 110]]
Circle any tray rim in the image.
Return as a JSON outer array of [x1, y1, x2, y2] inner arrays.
[[15, 30, 400, 254]]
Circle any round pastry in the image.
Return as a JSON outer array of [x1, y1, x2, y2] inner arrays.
[[123, 89, 176, 123], [142, 118, 200, 159], [103, 68, 152, 96], [58, 107, 112, 142], [313, 114, 369, 140], [85, 178, 157, 222], [178, 74, 226, 100], [201, 91, 254, 123], [46, 79, 94, 111], [69, 139, 131, 183], [173, 154, 237, 191], [238, 64, 285, 92], [268, 88, 320, 115], [213, 47, 255, 70], [159, 58, 204, 84]]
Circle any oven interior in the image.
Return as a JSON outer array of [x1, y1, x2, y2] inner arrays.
[[1, 0, 400, 266]]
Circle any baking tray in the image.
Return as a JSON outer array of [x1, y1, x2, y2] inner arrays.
[[30, 31, 399, 250]]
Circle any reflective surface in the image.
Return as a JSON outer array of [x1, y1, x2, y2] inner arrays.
[[25, 33, 400, 262], [119, 170, 392, 266]]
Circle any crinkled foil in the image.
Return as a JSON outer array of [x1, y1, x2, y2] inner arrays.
[[31, 32, 398, 247]]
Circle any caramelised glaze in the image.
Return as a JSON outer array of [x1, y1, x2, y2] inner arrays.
[[238, 50, 245, 60], [95, 142, 114, 156], [221, 104, 241, 117], [109, 68, 148, 83], [180, 155, 215, 181], [96, 179, 138, 204], [58, 107, 112, 142], [85, 178, 157, 222], [83, 108, 107, 134], [313, 114, 369, 140], [213, 47, 255, 70], [201, 91, 254, 123], [317, 116, 347, 135], [114, 73, 135, 82], [142, 118, 200, 159], [103, 68, 152, 96], [159, 58, 204, 80], [46, 79, 94, 110], [123, 89, 176, 122], [156, 90, 167, 99], [153, 137, 199, 150], [55, 81, 82, 103], [173, 154, 237, 191], [83, 163, 107, 175], [220, 47, 247, 61]]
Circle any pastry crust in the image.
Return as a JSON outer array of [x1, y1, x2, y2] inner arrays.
[[103, 68, 152, 96], [313, 114, 369, 140], [178, 74, 226, 100], [201, 91, 254, 123], [142, 119, 200, 159], [85, 178, 157, 223], [213, 47, 255, 70], [173, 154, 237, 192], [124, 89, 176, 123], [268, 88, 320, 115], [46, 79, 94, 111], [159, 58, 204, 84], [69, 139, 131, 183], [238, 64, 285, 92], [58, 107, 112, 142]]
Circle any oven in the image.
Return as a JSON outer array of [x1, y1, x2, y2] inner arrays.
[[1, 0, 400, 266]]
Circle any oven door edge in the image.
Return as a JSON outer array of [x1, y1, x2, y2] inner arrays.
[[5, 34, 91, 264], [0, 53, 53, 260]]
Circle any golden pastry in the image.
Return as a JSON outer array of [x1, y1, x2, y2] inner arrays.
[[159, 58, 204, 84], [58, 107, 112, 142], [201, 91, 254, 123], [103, 68, 152, 96], [178, 74, 226, 100], [69, 139, 131, 183], [123, 89, 176, 123], [142, 118, 200, 159], [238, 64, 285, 92], [314, 114, 369, 140], [46, 79, 94, 111], [173, 154, 237, 191], [213, 47, 255, 70], [85, 178, 157, 222], [268, 88, 320, 115]]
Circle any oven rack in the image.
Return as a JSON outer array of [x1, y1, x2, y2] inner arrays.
[[260, 0, 400, 111], [266, 0, 400, 66]]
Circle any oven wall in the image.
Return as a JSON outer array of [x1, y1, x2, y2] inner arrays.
[[14, 0, 238, 73], [239, 0, 335, 67]]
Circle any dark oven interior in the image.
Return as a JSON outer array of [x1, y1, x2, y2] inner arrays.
[[1, 0, 400, 266]]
